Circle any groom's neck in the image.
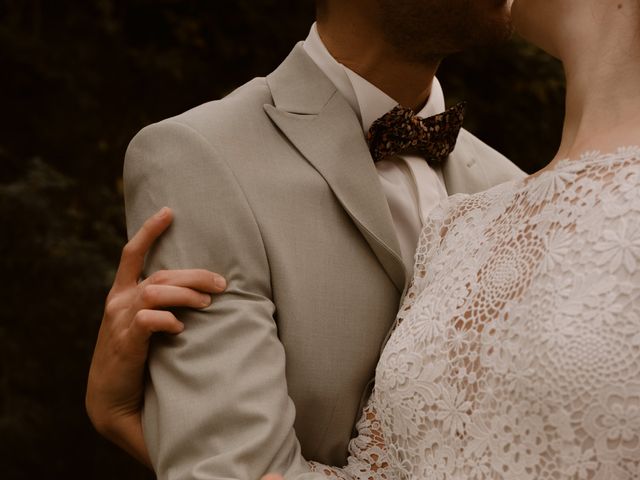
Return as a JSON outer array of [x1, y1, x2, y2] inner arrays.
[[316, 15, 439, 112]]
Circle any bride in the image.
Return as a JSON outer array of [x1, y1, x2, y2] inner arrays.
[[88, 0, 640, 477], [283, 0, 640, 477]]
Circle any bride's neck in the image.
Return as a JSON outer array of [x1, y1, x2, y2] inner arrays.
[[553, 6, 640, 164]]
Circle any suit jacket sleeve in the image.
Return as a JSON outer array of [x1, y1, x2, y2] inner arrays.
[[124, 120, 323, 480]]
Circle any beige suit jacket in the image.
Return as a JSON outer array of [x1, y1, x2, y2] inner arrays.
[[124, 43, 525, 479]]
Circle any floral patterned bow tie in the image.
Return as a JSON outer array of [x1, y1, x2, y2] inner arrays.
[[366, 102, 466, 163]]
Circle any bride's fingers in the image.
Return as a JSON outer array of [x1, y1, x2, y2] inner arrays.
[[127, 310, 184, 350], [261, 475, 284, 480], [113, 207, 174, 289], [145, 269, 227, 294], [137, 284, 213, 311]]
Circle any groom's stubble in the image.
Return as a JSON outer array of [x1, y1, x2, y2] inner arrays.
[[374, 0, 514, 63]]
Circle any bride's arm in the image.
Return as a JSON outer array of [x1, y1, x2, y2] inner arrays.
[[88, 208, 389, 478], [86, 208, 227, 467], [308, 395, 390, 479], [298, 201, 455, 480], [299, 200, 458, 480], [261, 393, 391, 480]]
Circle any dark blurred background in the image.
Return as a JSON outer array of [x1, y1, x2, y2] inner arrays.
[[0, 1, 565, 478]]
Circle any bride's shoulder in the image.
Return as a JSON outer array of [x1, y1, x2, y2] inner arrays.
[[549, 145, 640, 197], [436, 179, 519, 222], [551, 145, 640, 175], [597, 146, 640, 180]]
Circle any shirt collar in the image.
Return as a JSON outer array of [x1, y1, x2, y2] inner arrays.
[[302, 22, 446, 135]]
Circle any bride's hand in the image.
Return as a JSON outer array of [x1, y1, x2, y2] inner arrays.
[[261, 475, 285, 480], [85, 207, 227, 467]]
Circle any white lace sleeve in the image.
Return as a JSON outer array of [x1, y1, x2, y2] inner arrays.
[[308, 394, 390, 479]]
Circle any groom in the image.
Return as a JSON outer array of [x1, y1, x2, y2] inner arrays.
[[87, 0, 523, 477]]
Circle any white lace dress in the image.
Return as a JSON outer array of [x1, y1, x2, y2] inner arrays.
[[310, 147, 640, 479]]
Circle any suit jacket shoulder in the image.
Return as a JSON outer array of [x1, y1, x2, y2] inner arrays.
[[138, 77, 274, 155], [443, 128, 526, 196]]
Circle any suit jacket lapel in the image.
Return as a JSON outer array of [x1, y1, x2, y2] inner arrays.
[[265, 44, 406, 292]]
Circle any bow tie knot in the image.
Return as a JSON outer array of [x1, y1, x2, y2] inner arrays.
[[366, 102, 466, 163]]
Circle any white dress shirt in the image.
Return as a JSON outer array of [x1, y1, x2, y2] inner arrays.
[[303, 24, 449, 275]]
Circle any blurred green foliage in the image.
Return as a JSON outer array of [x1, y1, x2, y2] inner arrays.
[[0, 0, 564, 478]]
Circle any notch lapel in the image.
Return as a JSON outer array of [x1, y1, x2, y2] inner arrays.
[[265, 45, 406, 292]]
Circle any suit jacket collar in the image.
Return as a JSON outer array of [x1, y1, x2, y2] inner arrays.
[[266, 43, 336, 115], [265, 44, 406, 292]]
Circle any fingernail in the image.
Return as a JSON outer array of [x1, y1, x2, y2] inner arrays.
[[214, 275, 227, 291], [201, 294, 212, 307], [156, 207, 169, 218]]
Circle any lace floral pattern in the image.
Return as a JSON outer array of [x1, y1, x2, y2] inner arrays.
[[309, 400, 391, 479], [373, 147, 640, 479]]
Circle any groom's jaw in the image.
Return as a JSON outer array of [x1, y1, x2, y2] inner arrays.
[[319, 0, 513, 63], [375, 0, 513, 61], [315, 0, 512, 110]]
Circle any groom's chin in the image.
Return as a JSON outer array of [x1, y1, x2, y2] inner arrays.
[[480, 0, 516, 45], [449, 0, 514, 51], [459, 16, 513, 53]]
